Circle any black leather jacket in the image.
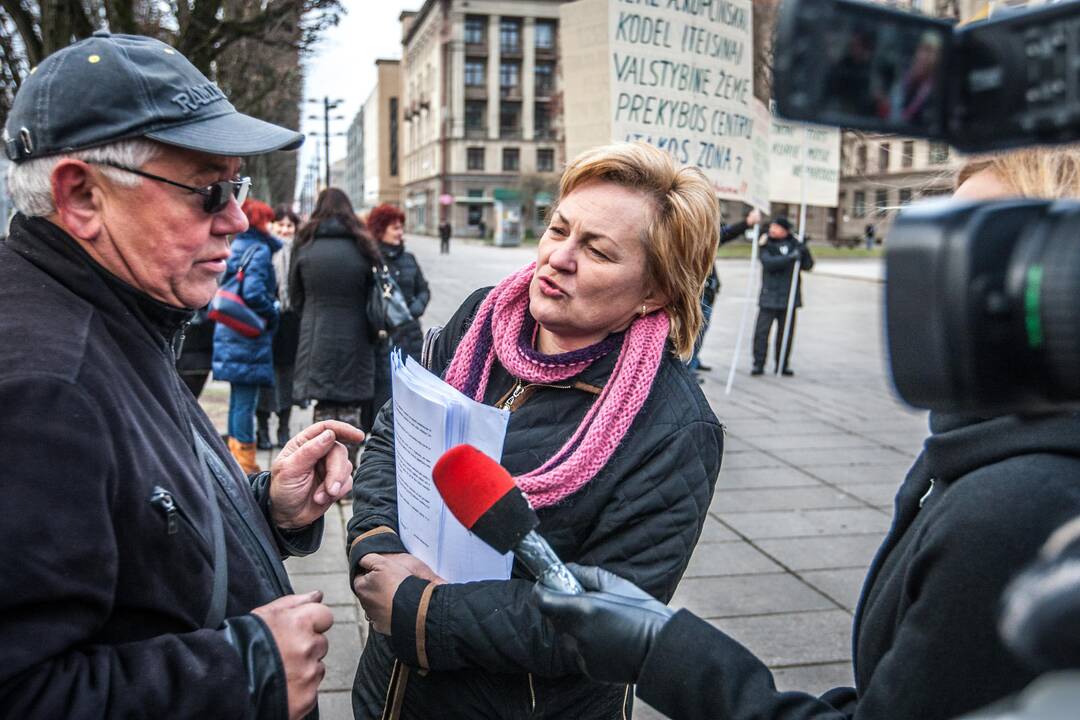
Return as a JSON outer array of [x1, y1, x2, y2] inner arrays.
[[0, 215, 322, 719]]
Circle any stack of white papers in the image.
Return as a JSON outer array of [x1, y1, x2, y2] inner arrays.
[[390, 351, 514, 583]]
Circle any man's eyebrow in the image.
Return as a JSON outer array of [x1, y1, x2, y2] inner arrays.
[[552, 209, 612, 242], [190, 160, 237, 181]]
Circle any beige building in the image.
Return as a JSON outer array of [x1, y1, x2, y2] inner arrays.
[[399, 0, 568, 237], [362, 59, 404, 211]]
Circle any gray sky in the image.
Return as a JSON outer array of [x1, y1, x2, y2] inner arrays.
[[299, 0, 424, 179]]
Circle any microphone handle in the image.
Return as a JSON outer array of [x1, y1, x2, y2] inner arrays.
[[516, 531, 584, 594]]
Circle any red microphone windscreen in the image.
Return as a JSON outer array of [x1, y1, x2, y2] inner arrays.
[[433, 444, 515, 530]]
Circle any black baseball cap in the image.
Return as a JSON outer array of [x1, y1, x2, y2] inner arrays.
[[3, 31, 303, 163], [771, 216, 793, 231]]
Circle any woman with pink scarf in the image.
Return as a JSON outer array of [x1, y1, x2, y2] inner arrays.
[[347, 142, 725, 720]]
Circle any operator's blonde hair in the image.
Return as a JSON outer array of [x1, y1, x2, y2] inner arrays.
[[958, 146, 1080, 199], [556, 142, 721, 359]]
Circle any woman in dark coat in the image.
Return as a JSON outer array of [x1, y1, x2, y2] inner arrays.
[[347, 142, 725, 720], [366, 203, 431, 414], [211, 198, 280, 474], [291, 188, 379, 458]]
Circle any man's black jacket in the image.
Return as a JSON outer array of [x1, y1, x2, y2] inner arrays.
[[759, 233, 814, 309], [348, 289, 724, 719], [635, 412, 1080, 720], [0, 215, 322, 719]]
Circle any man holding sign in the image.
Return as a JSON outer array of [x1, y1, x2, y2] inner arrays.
[[751, 217, 814, 376]]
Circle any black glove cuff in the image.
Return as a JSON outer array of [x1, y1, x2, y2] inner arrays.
[[637, 610, 714, 709], [221, 614, 288, 720], [348, 526, 408, 585]]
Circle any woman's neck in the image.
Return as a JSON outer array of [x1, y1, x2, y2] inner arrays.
[[536, 322, 630, 356]]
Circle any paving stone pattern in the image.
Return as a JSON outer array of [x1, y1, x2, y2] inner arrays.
[[207, 236, 925, 720]]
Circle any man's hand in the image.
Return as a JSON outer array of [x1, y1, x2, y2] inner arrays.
[[251, 591, 333, 720], [533, 563, 674, 684], [353, 553, 445, 634], [269, 421, 365, 529], [746, 208, 762, 226]]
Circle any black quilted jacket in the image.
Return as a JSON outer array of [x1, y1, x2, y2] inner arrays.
[[347, 288, 724, 720]]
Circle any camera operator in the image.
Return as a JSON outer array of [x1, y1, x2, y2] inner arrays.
[[535, 146, 1080, 720]]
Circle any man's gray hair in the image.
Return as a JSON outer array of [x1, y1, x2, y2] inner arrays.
[[7, 139, 162, 217]]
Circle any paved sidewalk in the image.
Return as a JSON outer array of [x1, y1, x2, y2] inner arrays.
[[203, 235, 924, 719]]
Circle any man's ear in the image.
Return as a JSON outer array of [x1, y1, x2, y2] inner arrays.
[[51, 160, 104, 241]]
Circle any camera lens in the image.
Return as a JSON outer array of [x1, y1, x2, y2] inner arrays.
[[1031, 205, 1080, 398]]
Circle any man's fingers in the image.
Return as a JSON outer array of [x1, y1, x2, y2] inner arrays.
[[319, 441, 352, 499], [291, 420, 365, 448], [283, 428, 340, 472], [303, 601, 334, 634]]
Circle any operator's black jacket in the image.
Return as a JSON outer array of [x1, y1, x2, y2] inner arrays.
[[348, 289, 724, 719], [636, 411, 1080, 720], [0, 215, 323, 719], [759, 234, 814, 309]]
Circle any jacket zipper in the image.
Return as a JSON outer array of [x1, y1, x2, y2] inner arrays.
[[149, 485, 205, 539], [499, 379, 575, 412], [528, 672, 536, 713]]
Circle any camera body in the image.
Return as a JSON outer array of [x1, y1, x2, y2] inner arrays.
[[774, 0, 1080, 153]]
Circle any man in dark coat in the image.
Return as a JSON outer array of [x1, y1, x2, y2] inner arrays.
[[536, 411, 1080, 720], [0, 34, 362, 719], [438, 220, 452, 254], [751, 216, 814, 376]]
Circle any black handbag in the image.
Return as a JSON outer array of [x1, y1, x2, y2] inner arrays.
[[367, 264, 413, 341]]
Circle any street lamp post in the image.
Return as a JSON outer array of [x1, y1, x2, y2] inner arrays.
[[306, 96, 346, 189]]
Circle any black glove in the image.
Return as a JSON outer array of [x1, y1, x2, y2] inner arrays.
[[533, 563, 674, 684]]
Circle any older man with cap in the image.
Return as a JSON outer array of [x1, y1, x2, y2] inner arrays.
[[750, 216, 814, 376], [0, 33, 363, 719]]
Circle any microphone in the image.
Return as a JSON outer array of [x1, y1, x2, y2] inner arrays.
[[433, 444, 583, 594]]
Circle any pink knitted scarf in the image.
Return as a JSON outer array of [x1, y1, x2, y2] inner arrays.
[[444, 263, 670, 508]]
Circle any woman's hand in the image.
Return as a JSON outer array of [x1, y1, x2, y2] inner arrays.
[[353, 553, 445, 634]]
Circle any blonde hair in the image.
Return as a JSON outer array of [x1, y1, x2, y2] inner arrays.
[[957, 145, 1080, 199], [556, 142, 721, 358]]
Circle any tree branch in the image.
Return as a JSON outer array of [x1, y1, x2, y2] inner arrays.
[[0, 0, 43, 64]]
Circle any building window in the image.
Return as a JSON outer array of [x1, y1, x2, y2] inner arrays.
[[389, 98, 399, 177], [467, 189, 484, 227], [536, 20, 556, 50], [929, 142, 950, 165], [467, 147, 485, 171], [853, 191, 866, 218], [902, 140, 914, 169], [899, 188, 913, 206], [503, 147, 520, 172], [500, 102, 521, 138], [535, 101, 552, 138], [878, 142, 890, 173], [466, 100, 486, 135], [535, 62, 554, 96], [500, 18, 521, 53], [465, 16, 485, 45], [465, 60, 486, 87], [500, 62, 520, 97], [856, 144, 867, 174], [875, 189, 889, 216], [537, 148, 554, 172]]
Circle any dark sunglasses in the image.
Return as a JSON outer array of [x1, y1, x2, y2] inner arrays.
[[89, 161, 251, 214]]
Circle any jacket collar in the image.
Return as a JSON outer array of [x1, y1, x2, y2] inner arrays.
[[5, 213, 194, 345], [924, 411, 1080, 484], [379, 241, 404, 259]]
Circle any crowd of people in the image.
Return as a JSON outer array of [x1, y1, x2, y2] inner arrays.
[[7, 30, 1080, 720]]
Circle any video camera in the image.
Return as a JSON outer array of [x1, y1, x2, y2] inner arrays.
[[773, 0, 1080, 416]]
